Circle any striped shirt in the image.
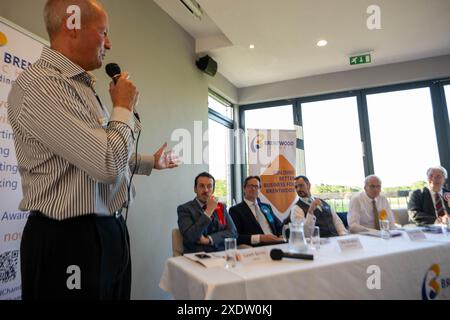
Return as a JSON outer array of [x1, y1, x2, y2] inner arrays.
[[7, 47, 153, 220]]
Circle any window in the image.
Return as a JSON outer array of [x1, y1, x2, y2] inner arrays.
[[209, 91, 233, 120], [208, 94, 234, 206], [367, 88, 439, 189], [301, 97, 365, 211], [240, 79, 450, 212], [244, 105, 294, 130]]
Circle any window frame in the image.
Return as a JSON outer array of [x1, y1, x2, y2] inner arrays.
[[208, 92, 236, 205], [239, 77, 450, 189]]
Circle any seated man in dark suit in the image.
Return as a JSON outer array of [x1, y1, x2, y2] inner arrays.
[[177, 172, 237, 253], [229, 176, 283, 246], [408, 166, 450, 226]]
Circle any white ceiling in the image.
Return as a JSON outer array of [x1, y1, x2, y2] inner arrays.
[[154, 0, 450, 88]]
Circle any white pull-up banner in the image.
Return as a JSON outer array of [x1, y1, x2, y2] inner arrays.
[[247, 129, 297, 221], [0, 17, 46, 300]]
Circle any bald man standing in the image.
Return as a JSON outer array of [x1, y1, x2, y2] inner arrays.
[[7, 0, 177, 299]]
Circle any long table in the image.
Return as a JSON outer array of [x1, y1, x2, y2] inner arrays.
[[159, 232, 450, 300]]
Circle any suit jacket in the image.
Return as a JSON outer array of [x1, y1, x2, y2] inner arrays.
[[177, 199, 237, 253], [408, 187, 450, 226], [229, 200, 282, 246]]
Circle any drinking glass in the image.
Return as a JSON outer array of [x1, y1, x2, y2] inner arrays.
[[380, 219, 390, 240], [224, 238, 237, 268], [310, 226, 320, 250]]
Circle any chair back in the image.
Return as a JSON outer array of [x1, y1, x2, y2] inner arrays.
[[336, 211, 348, 228], [172, 228, 184, 257], [392, 208, 409, 226]]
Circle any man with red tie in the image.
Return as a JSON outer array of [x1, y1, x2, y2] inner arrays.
[[408, 166, 450, 226], [177, 172, 237, 253]]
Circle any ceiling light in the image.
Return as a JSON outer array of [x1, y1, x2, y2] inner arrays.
[[249, 44, 255, 49], [317, 40, 328, 47]]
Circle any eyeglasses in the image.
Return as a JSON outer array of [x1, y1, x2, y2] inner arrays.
[[367, 185, 381, 189], [246, 184, 260, 189]]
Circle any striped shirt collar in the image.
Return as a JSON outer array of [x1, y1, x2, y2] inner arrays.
[[41, 46, 96, 85]]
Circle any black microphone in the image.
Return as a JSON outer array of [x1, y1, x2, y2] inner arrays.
[[270, 248, 314, 261], [105, 63, 121, 84], [105, 63, 141, 121]]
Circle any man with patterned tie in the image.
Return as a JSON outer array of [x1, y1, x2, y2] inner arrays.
[[348, 175, 397, 233], [409, 166, 450, 226], [177, 172, 237, 253], [229, 176, 284, 246]]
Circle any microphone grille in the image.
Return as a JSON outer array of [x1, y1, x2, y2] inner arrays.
[[270, 249, 283, 261], [105, 63, 121, 78]]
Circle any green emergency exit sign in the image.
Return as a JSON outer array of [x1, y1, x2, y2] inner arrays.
[[349, 54, 372, 65]]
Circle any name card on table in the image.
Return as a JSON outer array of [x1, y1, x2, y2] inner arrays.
[[239, 248, 271, 264], [405, 229, 427, 241], [337, 237, 363, 252]]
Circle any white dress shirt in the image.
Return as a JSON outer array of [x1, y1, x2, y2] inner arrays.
[[290, 197, 347, 236], [348, 191, 396, 233], [244, 198, 273, 245]]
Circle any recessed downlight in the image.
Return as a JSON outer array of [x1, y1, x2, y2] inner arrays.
[[317, 40, 328, 47]]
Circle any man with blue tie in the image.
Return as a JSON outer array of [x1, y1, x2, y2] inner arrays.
[[229, 176, 283, 246], [177, 172, 237, 253]]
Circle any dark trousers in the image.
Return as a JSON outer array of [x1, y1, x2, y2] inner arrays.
[[20, 213, 131, 300]]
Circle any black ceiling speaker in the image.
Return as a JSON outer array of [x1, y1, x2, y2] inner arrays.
[[196, 55, 217, 77]]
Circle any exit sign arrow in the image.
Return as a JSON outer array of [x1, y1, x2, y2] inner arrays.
[[349, 53, 372, 65]]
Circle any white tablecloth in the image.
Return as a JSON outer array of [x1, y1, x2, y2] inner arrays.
[[159, 232, 450, 300]]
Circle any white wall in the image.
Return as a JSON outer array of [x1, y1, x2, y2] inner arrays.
[[208, 72, 238, 104], [0, 0, 237, 299], [239, 54, 450, 105]]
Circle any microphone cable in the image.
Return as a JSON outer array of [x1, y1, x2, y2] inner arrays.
[[125, 122, 141, 224], [105, 63, 142, 277], [119, 115, 141, 279]]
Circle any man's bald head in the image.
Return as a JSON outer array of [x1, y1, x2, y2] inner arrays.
[[44, 0, 104, 40], [364, 175, 382, 199], [44, 0, 111, 71]]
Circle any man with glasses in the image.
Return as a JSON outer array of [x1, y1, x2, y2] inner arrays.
[[348, 175, 396, 233], [408, 166, 450, 226], [177, 172, 237, 253], [229, 176, 283, 246], [284, 175, 347, 237]]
